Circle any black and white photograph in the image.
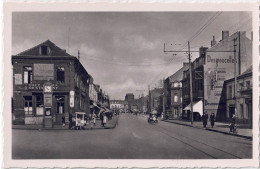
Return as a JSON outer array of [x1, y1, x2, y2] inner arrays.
[[3, 2, 259, 168]]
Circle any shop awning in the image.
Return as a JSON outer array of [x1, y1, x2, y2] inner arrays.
[[183, 100, 203, 116], [93, 102, 103, 110]]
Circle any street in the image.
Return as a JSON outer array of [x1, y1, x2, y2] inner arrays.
[[12, 113, 252, 159]]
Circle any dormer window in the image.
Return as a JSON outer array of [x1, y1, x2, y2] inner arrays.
[[39, 45, 51, 55]]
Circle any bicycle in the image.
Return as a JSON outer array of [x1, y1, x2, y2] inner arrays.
[[229, 124, 238, 135]]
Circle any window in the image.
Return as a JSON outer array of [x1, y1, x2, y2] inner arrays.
[[40, 45, 51, 55], [36, 94, 44, 115], [228, 85, 232, 99], [246, 81, 251, 89], [239, 82, 244, 90], [80, 94, 86, 110], [174, 82, 179, 88], [56, 67, 65, 84], [56, 96, 65, 114], [24, 96, 33, 115], [240, 104, 244, 119], [174, 94, 178, 102], [24, 66, 32, 84]]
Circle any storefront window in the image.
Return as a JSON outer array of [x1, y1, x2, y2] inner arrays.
[[56, 67, 65, 84], [24, 66, 32, 84], [228, 85, 232, 99], [24, 96, 33, 115], [36, 94, 44, 115]]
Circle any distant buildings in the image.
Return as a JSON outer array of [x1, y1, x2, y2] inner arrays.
[[163, 63, 189, 119], [125, 93, 135, 112], [110, 100, 128, 112], [149, 88, 163, 113]]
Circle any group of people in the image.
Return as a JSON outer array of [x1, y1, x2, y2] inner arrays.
[[202, 112, 237, 132], [201, 112, 216, 128]]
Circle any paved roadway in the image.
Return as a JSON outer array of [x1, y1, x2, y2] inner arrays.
[[12, 113, 252, 159]]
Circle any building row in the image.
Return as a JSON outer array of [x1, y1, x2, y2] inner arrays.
[[162, 31, 252, 127], [12, 40, 110, 126]]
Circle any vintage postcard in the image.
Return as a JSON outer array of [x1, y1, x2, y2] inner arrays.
[[2, 2, 259, 168]]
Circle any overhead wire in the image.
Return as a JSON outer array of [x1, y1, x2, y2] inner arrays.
[[148, 12, 222, 87]]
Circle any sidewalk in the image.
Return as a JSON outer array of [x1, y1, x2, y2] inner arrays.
[[162, 118, 252, 140], [12, 115, 119, 130]]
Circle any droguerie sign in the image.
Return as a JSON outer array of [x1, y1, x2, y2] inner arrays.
[[204, 53, 236, 111], [207, 55, 235, 66], [33, 64, 54, 80]]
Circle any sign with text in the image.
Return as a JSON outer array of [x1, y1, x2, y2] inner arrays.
[[70, 91, 75, 108], [34, 64, 54, 80], [24, 83, 58, 90], [44, 94, 53, 107]]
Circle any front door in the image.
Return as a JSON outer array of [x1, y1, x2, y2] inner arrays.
[[55, 96, 65, 125], [229, 106, 235, 119]]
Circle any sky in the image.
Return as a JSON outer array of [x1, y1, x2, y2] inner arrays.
[[12, 12, 252, 100]]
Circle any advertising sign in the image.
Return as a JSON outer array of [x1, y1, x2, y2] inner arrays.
[[14, 74, 22, 85], [44, 94, 53, 107], [70, 91, 75, 108], [204, 51, 235, 112], [34, 64, 54, 80]]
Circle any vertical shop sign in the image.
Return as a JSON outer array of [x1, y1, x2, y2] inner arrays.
[[70, 91, 75, 108]]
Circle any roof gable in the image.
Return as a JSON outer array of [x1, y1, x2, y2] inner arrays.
[[16, 40, 71, 57]]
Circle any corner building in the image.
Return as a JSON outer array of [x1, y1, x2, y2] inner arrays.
[[182, 31, 252, 122], [12, 40, 91, 126]]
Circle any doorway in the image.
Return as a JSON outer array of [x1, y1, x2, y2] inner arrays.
[[55, 96, 65, 125]]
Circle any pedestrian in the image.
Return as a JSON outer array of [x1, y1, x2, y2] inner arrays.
[[230, 114, 236, 132], [92, 113, 96, 126], [68, 113, 72, 129], [62, 115, 65, 127], [100, 111, 104, 127], [202, 112, 208, 128], [210, 113, 215, 128], [103, 114, 108, 127]]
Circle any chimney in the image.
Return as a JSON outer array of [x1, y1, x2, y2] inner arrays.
[[222, 31, 229, 41], [199, 47, 208, 57], [211, 36, 216, 47]]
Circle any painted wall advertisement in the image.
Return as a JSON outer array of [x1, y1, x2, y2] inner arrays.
[[204, 53, 235, 112], [34, 64, 54, 80]]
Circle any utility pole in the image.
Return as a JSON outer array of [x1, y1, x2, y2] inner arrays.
[[233, 38, 237, 117], [188, 41, 194, 125], [148, 85, 151, 113], [78, 50, 80, 61], [163, 78, 165, 119]]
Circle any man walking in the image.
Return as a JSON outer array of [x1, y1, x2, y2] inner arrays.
[[202, 112, 208, 128], [210, 113, 215, 128]]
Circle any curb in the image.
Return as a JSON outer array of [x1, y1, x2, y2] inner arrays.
[[162, 120, 252, 140], [12, 116, 120, 131]]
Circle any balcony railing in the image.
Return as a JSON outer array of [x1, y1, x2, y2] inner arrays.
[[238, 85, 252, 92]]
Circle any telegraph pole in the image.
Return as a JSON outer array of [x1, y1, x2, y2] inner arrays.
[[163, 78, 165, 119], [188, 41, 194, 125], [233, 38, 237, 117], [148, 85, 151, 113]]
